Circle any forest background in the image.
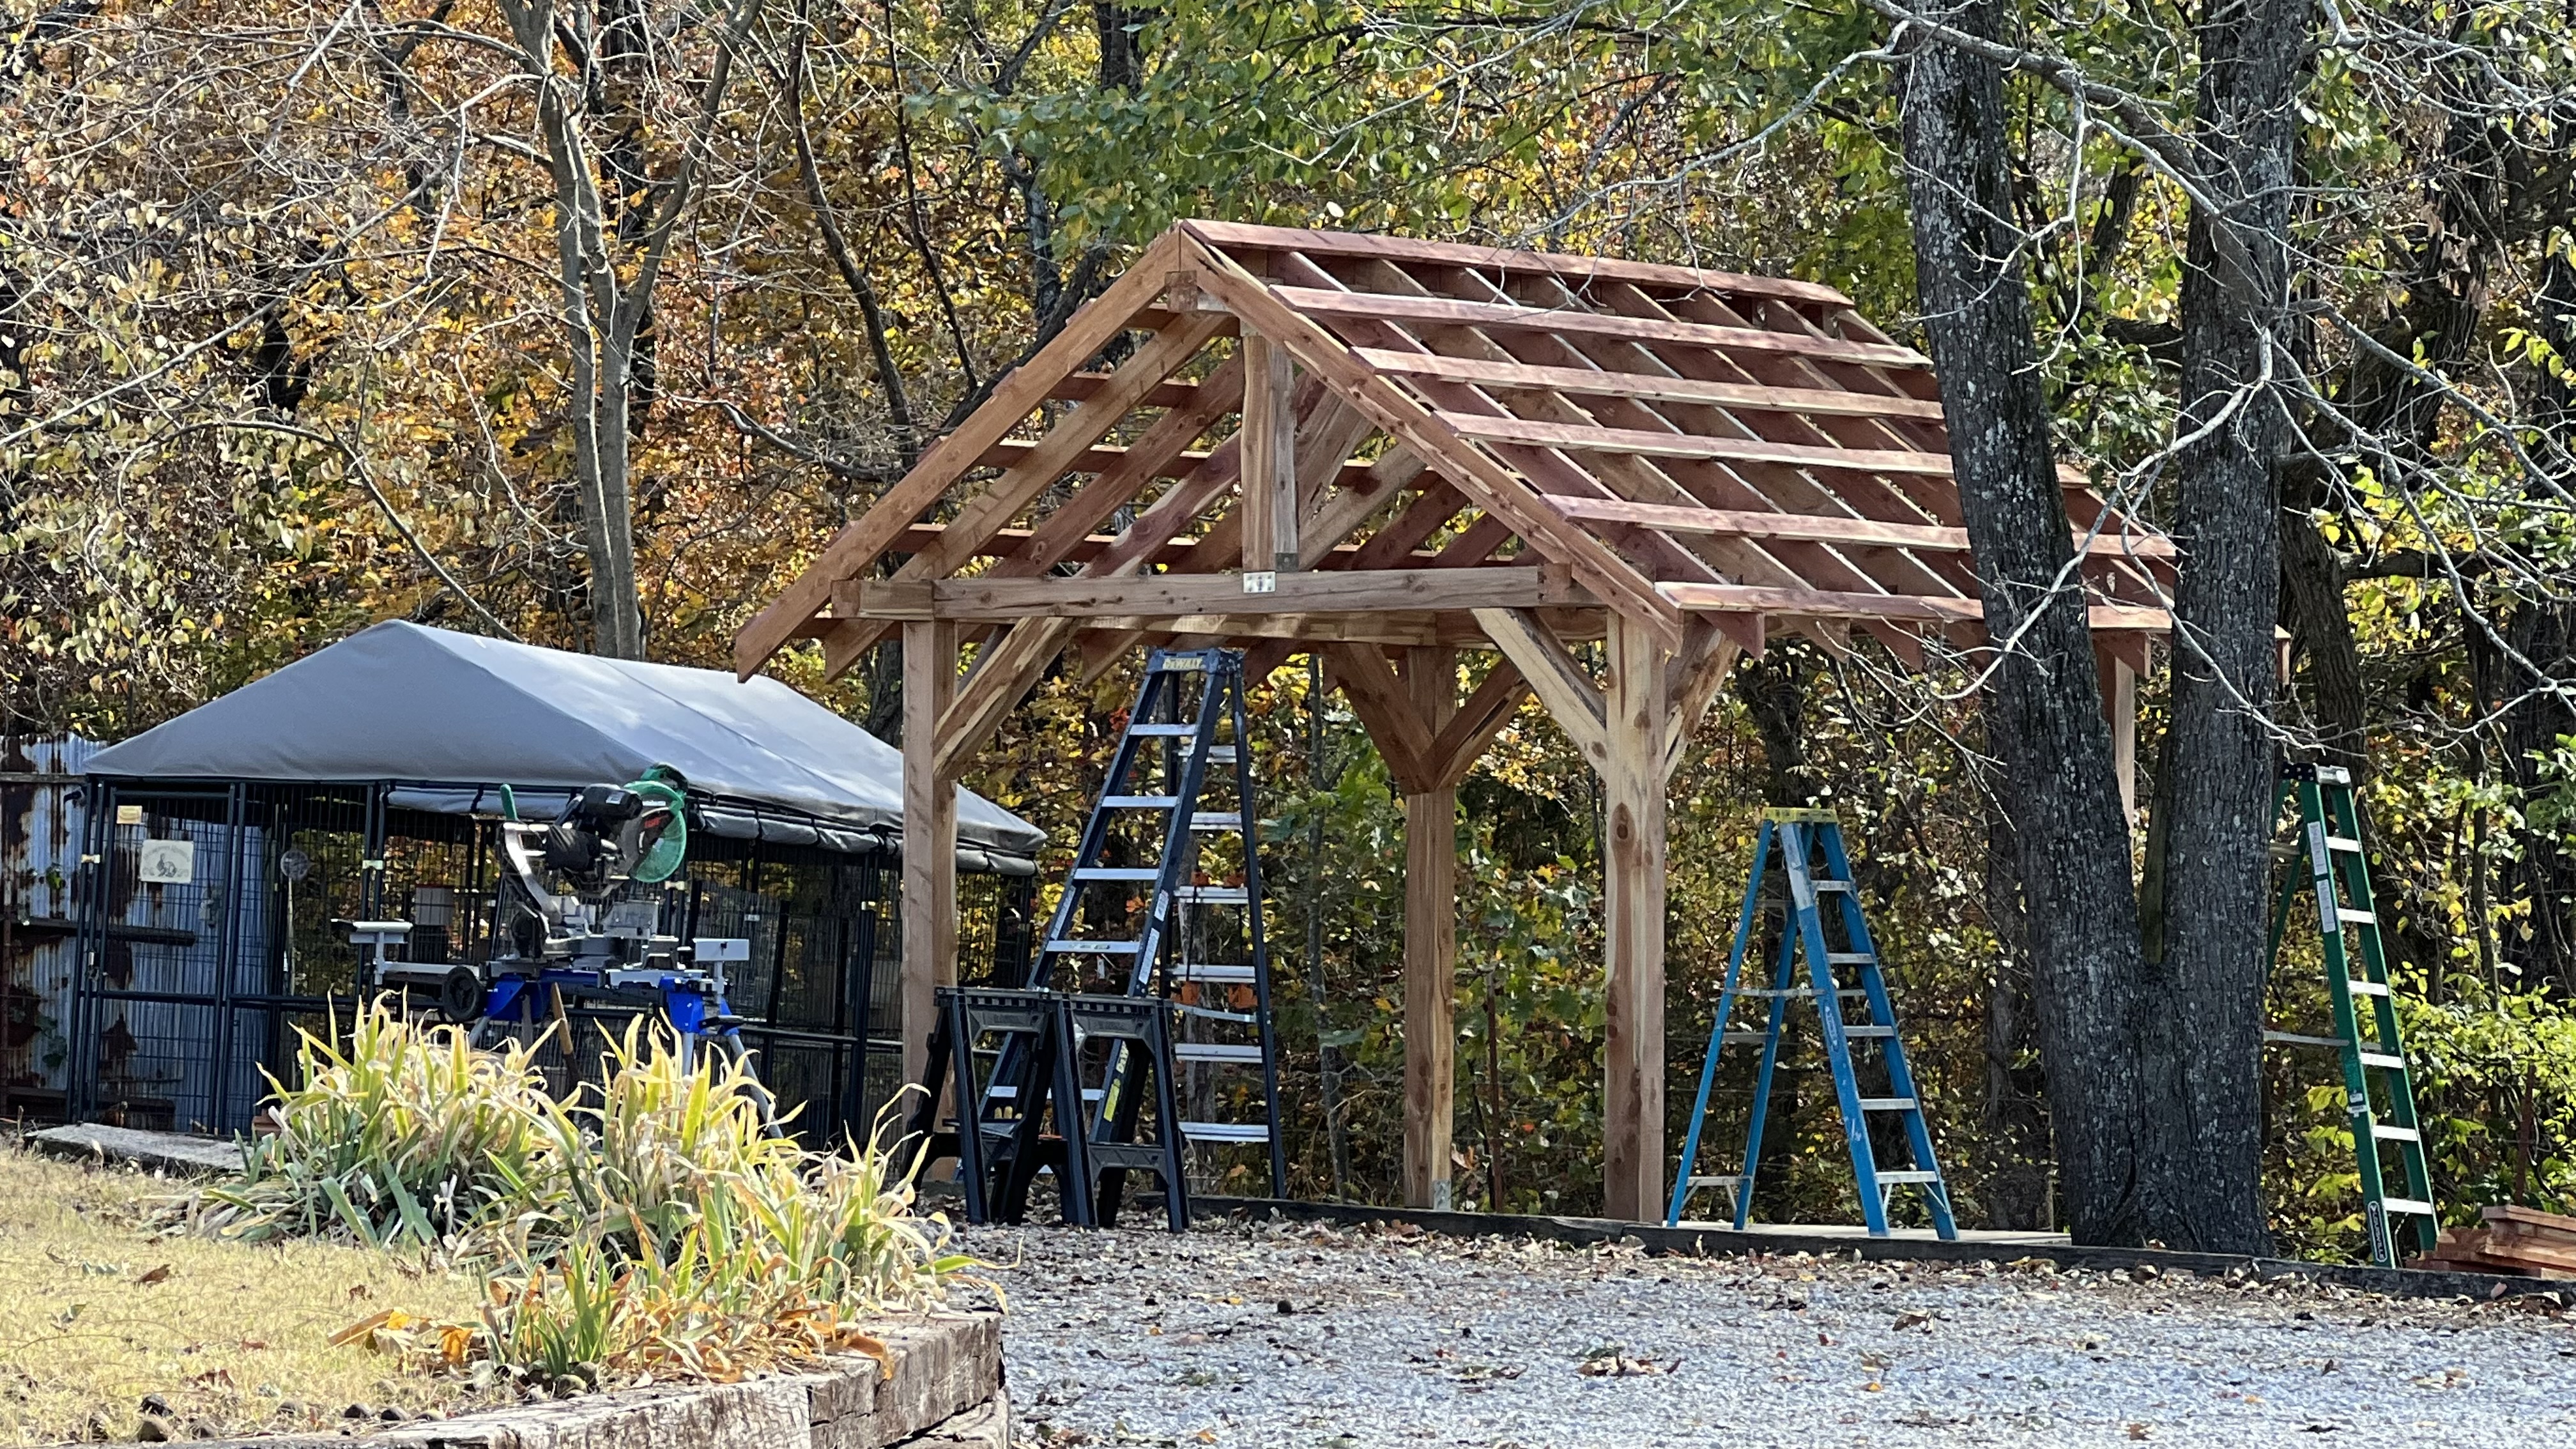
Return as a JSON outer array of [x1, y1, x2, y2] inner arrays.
[[8, 0, 2576, 1258]]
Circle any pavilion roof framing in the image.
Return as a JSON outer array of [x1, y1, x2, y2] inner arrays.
[[734, 219, 2175, 694]]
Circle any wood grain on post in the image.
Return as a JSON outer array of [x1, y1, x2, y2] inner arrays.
[[1239, 334, 1298, 574], [900, 620, 959, 1097], [1402, 646, 1460, 1210], [1601, 613, 1670, 1223]]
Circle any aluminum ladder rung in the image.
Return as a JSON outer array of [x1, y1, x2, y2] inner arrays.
[[1178, 885, 1248, 904], [1687, 1174, 1749, 1191], [2334, 907, 2379, 926], [1127, 723, 1197, 735], [2264, 1030, 2347, 1049], [1172, 1042, 1264, 1064], [2370, 1123, 2421, 1144], [1811, 879, 1854, 894], [2324, 834, 2364, 853], [1102, 794, 1180, 809], [1170, 963, 1257, 984], [1046, 939, 1142, 954], [1737, 986, 1869, 999], [1190, 812, 1244, 831], [1842, 1024, 1895, 1039], [1824, 951, 1875, 965], [1179, 1121, 1271, 1143], [2357, 1050, 2405, 1071], [1873, 1170, 1942, 1184], [1719, 1030, 1767, 1045], [2379, 1197, 2437, 1216], [2345, 979, 2391, 997], [1070, 867, 1160, 882], [1858, 1096, 1917, 1112]]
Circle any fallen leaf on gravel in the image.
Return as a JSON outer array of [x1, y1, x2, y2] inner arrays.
[[1892, 1312, 1931, 1331], [135, 1264, 171, 1285], [2125, 1423, 2151, 1439]]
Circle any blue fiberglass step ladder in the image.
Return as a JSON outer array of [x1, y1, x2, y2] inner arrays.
[[1667, 808, 1958, 1238], [2263, 762, 2439, 1268], [912, 647, 1284, 1229]]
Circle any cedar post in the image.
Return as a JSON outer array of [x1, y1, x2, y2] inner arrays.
[[1601, 612, 1670, 1222], [901, 620, 960, 1095], [1239, 334, 1298, 574], [1402, 646, 1459, 1209], [2097, 648, 2138, 825]]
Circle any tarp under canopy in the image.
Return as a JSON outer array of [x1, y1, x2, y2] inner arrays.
[[84, 621, 1044, 869]]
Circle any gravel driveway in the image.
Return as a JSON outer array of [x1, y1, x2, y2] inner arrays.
[[950, 1215, 2576, 1448]]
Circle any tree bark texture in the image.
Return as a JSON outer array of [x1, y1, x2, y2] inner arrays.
[[1897, 4, 2156, 1245], [2142, 0, 2303, 1255]]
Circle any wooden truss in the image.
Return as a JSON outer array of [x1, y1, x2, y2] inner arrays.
[[737, 221, 2169, 1222]]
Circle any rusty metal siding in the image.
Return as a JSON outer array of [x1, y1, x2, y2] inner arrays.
[[2, 734, 98, 1118]]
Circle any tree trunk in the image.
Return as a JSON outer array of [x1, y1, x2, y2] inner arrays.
[[2138, 0, 2304, 1255], [1897, 3, 2155, 1245]]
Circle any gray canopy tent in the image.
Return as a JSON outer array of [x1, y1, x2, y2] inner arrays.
[[69, 622, 1043, 1140]]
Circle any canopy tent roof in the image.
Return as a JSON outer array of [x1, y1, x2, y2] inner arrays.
[[735, 220, 2171, 728], [86, 622, 1045, 866]]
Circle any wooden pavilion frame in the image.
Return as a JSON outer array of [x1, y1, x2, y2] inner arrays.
[[735, 220, 2172, 1221]]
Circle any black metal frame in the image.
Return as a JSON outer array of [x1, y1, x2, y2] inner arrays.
[[66, 776, 1032, 1143]]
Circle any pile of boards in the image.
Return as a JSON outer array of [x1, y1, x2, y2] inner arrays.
[[2413, 1205, 2576, 1279]]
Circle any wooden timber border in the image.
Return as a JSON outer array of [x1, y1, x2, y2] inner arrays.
[[1193, 1195, 2576, 1305]]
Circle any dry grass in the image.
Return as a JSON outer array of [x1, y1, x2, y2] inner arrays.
[[0, 1142, 491, 1445]]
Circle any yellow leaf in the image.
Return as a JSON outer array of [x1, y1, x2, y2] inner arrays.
[[329, 1308, 399, 1347]]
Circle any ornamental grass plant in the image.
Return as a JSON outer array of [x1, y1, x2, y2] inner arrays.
[[190, 1003, 963, 1387]]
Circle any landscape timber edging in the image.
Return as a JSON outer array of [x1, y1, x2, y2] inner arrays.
[[28, 1122, 245, 1176], [1194, 1194, 2573, 1303], [161, 1314, 1004, 1449]]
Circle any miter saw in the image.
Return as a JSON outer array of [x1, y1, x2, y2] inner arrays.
[[349, 766, 766, 1103]]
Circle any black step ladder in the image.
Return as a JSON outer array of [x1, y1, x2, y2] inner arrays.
[[908, 648, 1283, 1228], [1667, 808, 1957, 1238], [2264, 762, 2439, 1267]]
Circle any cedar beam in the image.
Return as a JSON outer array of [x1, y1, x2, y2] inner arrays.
[[1547, 495, 2176, 560], [900, 620, 960, 1097], [854, 565, 1588, 622], [2098, 647, 2138, 827], [1326, 643, 1436, 790], [1356, 349, 1949, 422], [1601, 612, 1669, 1223], [1239, 334, 1300, 574], [1426, 660, 1530, 790], [1402, 645, 1460, 1211], [1471, 608, 1607, 771]]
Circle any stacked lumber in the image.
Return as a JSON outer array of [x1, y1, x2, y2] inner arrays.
[[2412, 1205, 2576, 1279]]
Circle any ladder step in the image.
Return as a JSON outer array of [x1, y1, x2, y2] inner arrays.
[[1070, 867, 1161, 882], [1738, 987, 1869, 999], [2379, 1197, 2437, 1216], [2370, 1123, 2421, 1144], [1200, 745, 1239, 763], [1191, 813, 1243, 831], [1173, 1043, 1264, 1063], [1170, 963, 1257, 984], [983, 1084, 1018, 1099], [1178, 885, 1249, 904], [1103, 794, 1180, 809], [2346, 980, 2391, 997], [1687, 1174, 1749, 1190], [1047, 939, 1143, 954], [2264, 1031, 2347, 1050], [1825, 952, 1876, 965], [2335, 908, 2379, 926], [1873, 1170, 1943, 1184], [2357, 1050, 2406, 1070], [2324, 834, 2364, 853], [1858, 1096, 1917, 1112], [1843, 1024, 1895, 1039], [1812, 880, 1853, 894], [1179, 1121, 1271, 1143], [1128, 723, 1197, 735], [1720, 1031, 1767, 1045]]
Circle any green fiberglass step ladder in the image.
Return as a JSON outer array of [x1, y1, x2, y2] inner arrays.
[[1667, 808, 1958, 1238], [908, 647, 1284, 1229], [2264, 763, 2439, 1268]]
